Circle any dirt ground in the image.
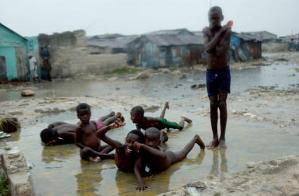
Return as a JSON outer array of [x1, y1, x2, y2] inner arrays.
[[0, 52, 299, 195]]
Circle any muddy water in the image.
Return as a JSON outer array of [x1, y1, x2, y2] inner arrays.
[[0, 62, 298, 103], [1, 61, 299, 195], [2, 108, 299, 196]]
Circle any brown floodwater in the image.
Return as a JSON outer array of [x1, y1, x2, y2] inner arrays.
[[1, 61, 299, 195]]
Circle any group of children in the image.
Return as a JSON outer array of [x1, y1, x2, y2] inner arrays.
[[40, 102, 205, 190]]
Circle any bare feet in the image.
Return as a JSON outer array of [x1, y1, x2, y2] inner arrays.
[[206, 139, 219, 149], [218, 140, 227, 149], [89, 156, 101, 163], [165, 102, 170, 109], [194, 135, 205, 150], [182, 116, 192, 124], [160, 130, 168, 143]]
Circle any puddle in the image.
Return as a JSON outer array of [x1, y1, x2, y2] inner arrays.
[[2, 108, 299, 196], [0, 62, 298, 103]]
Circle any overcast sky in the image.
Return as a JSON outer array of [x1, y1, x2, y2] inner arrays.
[[1, 0, 298, 37]]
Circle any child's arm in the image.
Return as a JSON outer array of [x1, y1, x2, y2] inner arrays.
[[134, 156, 147, 191], [203, 26, 231, 53], [134, 142, 167, 159], [216, 30, 231, 55], [75, 127, 85, 149], [97, 125, 123, 149]]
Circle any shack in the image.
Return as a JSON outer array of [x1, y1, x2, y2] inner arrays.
[[128, 29, 204, 67], [87, 34, 138, 54], [231, 32, 262, 62], [0, 23, 29, 81]]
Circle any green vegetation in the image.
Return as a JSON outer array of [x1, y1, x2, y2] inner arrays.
[[104, 66, 141, 76], [0, 170, 9, 196]]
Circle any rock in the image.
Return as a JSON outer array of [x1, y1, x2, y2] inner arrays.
[[21, 90, 35, 97], [133, 71, 151, 80], [108, 77, 118, 81], [191, 84, 206, 90], [160, 68, 171, 74], [0, 117, 20, 133], [1, 147, 33, 196], [180, 74, 188, 80]]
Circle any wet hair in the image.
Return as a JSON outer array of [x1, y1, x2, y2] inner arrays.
[[40, 128, 58, 144], [76, 103, 91, 114], [209, 6, 224, 20], [127, 129, 145, 143], [130, 106, 144, 117], [145, 127, 160, 139]]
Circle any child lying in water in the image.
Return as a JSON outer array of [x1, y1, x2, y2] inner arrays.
[[75, 103, 125, 162], [97, 128, 147, 191], [130, 102, 192, 142], [133, 127, 205, 174], [40, 110, 124, 146]]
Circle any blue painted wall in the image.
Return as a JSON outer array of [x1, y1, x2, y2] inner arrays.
[[0, 24, 28, 80]]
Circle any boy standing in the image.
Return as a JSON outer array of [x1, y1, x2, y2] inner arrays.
[[203, 6, 232, 149]]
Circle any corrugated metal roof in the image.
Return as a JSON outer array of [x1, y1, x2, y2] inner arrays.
[[87, 35, 138, 48], [241, 31, 277, 41], [143, 32, 204, 46]]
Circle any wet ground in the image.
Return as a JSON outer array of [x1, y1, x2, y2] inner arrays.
[[0, 52, 299, 195]]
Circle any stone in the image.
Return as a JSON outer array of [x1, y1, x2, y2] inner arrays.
[[1, 147, 33, 196], [191, 84, 206, 90], [133, 71, 151, 80], [21, 90, 35, 97]]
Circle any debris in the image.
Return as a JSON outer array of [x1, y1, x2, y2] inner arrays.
[[0, 117, 20, 133], [0, 131, 11, 139], [191, 84, 206, 89], [132, 71, 151, 80]]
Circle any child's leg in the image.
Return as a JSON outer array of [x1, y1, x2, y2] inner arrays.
[[178, 116, 192, 130], [81, 147, 115, 161], [169, 135, 205, 165], [160, 102, 169, 118], [99, 112, 115, 122]]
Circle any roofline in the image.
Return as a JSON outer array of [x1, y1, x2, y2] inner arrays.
[[0, 23, 28, 41]]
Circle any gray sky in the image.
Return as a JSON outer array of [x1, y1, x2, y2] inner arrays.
[[1, 0, 298, 37]]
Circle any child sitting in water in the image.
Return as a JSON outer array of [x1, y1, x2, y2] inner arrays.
[[133, 127, 205, 174], [75, 103, 124, 162], [130, 102, 192, 142], [97, 128, 147, 191]]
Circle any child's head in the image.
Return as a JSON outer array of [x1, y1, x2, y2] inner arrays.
[[76, 103, 91, 124], [130, 106, 144, 124], [144, 127, 161, 148], [208, 6, 224, 28], [40, 128, 58, 145], [125, 130, 145, 155]]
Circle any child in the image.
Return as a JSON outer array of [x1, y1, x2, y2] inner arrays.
[[133, 127, 205, 174], [97, 128, 147, 191], [203, 6, 232, 149], [40, 122, 77, 145], [75, 103, 123, 162], [130, 102, 192, 142]]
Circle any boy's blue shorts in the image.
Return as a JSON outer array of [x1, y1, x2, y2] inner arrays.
[[206, 66, 231, 97]]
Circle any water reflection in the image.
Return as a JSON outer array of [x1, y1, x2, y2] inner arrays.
[[76, 160, 103, 196], [41, 145, 77, 163], [209, 149, 228, 181]]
